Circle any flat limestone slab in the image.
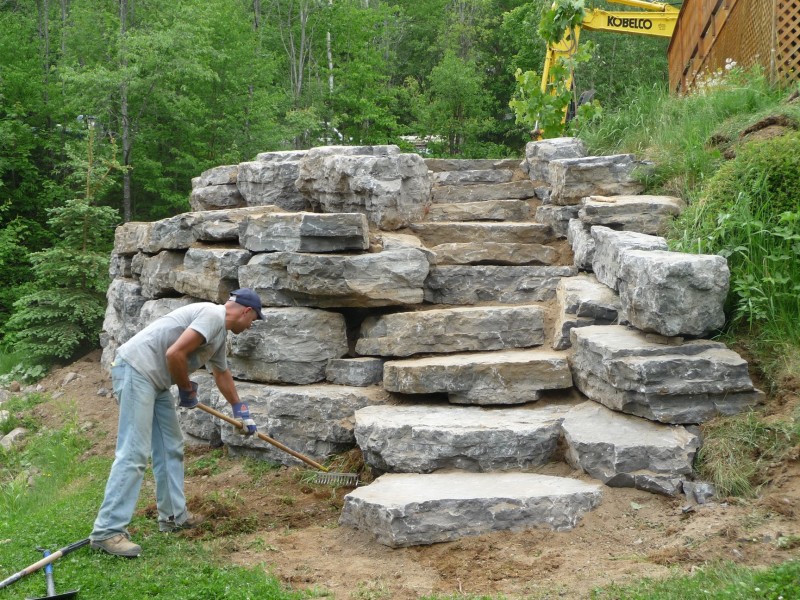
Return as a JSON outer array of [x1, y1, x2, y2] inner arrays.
[[428, 242, 558, 266], [356, 305, 546, 357], [579, 195, 685, 235], [383, 349, 573, 405], [431, 181, 536, 203], [339, 472, 602, 547], [355, 403, 571, 473], [424, 199, 530, 222], [410, 222, 555, 246], [562, 401, 699, 496]]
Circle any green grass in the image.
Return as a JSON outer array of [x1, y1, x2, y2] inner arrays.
[[0, 395, 324, 600]]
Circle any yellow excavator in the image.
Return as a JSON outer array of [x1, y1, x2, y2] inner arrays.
[[540, 0, 680, 127]]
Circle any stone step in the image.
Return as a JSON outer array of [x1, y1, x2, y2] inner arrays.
[[339, 472, 602, 547], [356, 305, 546, 357], [424, 265, 576, 304], [410, 222, 555, 246], [354, 403, 571, 473], [562, 401, 699, 496], [383, 348, 573, 405], [431, 180, 537, 204], [432, 169, 515, 186], [552, 273, 620, 350], [423, 199, 531, 222], [425, 158, 522, 172], [428, 242, 560, 266]]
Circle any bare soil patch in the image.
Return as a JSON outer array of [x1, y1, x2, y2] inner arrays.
[[26, 350, 800, 599]]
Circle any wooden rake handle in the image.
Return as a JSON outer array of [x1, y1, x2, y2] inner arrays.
[[196, 403, 329, 472]]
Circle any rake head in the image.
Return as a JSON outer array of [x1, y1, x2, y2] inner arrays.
[[312, 471, 360, 487]]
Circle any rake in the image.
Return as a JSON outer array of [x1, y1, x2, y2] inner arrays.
[[196, 403, 359, 487]]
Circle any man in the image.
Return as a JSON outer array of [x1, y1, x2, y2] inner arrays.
[[90, 289, 264, 558]]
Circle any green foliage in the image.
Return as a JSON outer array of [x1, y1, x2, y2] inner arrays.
[[696, 411, 800, 498], [592, 561, 800, 599], [537, 0, 585, 43], [671, 133, 800, 340]]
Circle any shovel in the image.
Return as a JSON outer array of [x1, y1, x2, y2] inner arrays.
[[196, 403, 359, 487], [26, 549, 80, 600], [0, 538, 88, 591]]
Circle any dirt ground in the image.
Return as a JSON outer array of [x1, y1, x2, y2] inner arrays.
[[31, 350, 800, 599]]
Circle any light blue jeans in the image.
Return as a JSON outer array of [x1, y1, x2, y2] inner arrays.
[[90, 359, 188, 541]]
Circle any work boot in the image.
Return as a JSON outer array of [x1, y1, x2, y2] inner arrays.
[[90, 533, 142, 558], [159, 512, 205, 532]]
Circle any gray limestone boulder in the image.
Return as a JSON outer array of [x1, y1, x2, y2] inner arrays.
[[424, 265, 576, 304], [237, 151, 310, 211], [579, 195, 686, 235], [326, 358, 385, 387], [618, 249, 729, 337], [220, 382, 390, 464], [410, 222, 555, 247], [238, 248, 429, 308], [424, 158, 521, 172], [431, 180, 536, 204], [591, 226, 668, 290], [569, 325, 763, 423], [239, 212, 369, 253], [136, 251, 184, 298], [424, 199, 530, 222], [552, 274, 620, 350], [355, 403, 571, 473], [114, 222, 153, 255], [192, 206, 285, 243], [103, 278, 146, 346], [428, 242, 558, 266], [193, 165, 239, 188], [549, 155, 651, 206], [523, 137, 587, 182], [356, 305, 546, 357], [172, 247, 252, 303], [339, 472, 602, 547], [535, 205, 581, 238], [109, 253, 133, 279], [383, 349, 573, 405], [295, 146, 430, 230], [432, 169, 514, 185], [143, 212, 202, 253], [562, 401, 699, 496], [568, 219, 595, 270], [227, 307, 348, 384], [190, 184, 246, 212]]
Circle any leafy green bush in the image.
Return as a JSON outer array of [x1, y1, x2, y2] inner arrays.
[[672, 133, 800, 340]]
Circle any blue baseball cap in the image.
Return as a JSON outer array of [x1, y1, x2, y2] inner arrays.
[[229, 288, 264, 320]]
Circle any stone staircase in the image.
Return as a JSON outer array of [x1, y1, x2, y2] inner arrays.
[[102, 141, 762, 549]]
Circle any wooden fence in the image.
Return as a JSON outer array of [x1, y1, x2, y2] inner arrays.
[[668, 0, 800, 93]]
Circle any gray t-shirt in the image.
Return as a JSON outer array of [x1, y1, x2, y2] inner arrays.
[[116, 303, 228, 390]]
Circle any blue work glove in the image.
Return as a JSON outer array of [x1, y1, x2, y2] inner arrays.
[[178, 381, 199, 409], [231, 402, 257, 436]]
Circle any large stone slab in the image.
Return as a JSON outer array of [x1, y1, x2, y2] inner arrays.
[[424, 265, 576, 304], [383, 349, 572, 405], [143, 212, 202, 253], [239, 247, 429, 308], [562, 401, 699, 496], [172, 246, 252, 303], [134, 251, 185, 299], [428, 242, 558, 266], [356, 305, 546, 357], [568, 219, 595, 270], [523, 137, 586, 182], [591, 226, 668, 290], [220, 383, 390, 464], [339, 472, 602, 547], [424, 199, 530, 222], [295, 146, 430, 230], [192, 164, 239, 187], [431, 180, 537, 204], [113, 222, 153, 255], [432, 169, 514, 185], [579, 195, 685, 235], [326, 358, 385, 386], [552, 274, 620, 350], [238, 150, 310, 211], [193, 206, 286, 242], [425, 158, 521, 172], [535, 205, 580, 238], [227, 308, 348, 384], [549, 155, 650, 206], [189, 183, 246, 211], [618, 249, 729, 337], [355, 403, 571, 473], [239, 212, 369, 253], [102, 278, 146, 346], [409, 222, 555, 246], [570, 325, 763, 423]]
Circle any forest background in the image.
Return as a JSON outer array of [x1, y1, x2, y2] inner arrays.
[[0, 0, 670, 363]]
